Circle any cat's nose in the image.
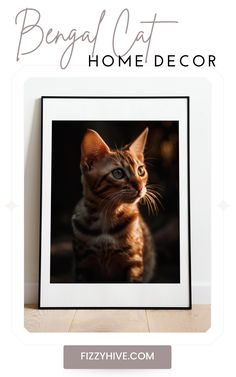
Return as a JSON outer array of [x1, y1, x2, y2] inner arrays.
[[131, 181, 142, 193]]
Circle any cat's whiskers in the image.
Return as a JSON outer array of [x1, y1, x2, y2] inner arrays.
[[146, 194, 156, 214], [147, 190, 163, 207], [146, 183, 164, 194], [140, 184, 164, 214], [141, 195, 151, 214]]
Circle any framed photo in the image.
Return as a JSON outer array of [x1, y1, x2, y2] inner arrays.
[[39, 96, 191, 309]]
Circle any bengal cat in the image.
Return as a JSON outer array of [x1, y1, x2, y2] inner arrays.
[[72, 127, 159, 283]]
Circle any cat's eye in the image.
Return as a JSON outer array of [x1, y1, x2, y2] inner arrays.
[[138, 166, 145, 176], [112, 168, 125, 179]]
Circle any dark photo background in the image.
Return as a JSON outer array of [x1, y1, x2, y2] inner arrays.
[[50, 121, 180, 283]]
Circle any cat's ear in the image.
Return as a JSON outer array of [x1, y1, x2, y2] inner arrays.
[[81, 129, 110, 170], [129, 127, 148, 161]]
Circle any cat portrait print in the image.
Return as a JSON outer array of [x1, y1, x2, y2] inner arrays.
[[49, 119, 180, 287], [72, 128, 160, 283]]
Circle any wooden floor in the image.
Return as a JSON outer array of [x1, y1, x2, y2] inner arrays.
[[24, 304, 210, 332]]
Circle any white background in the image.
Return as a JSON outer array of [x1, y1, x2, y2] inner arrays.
[[0, 0, 235, 376]]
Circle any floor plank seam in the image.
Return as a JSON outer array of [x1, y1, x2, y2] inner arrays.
[[145, 310, 151, 332], [68, 310, 78, 332]]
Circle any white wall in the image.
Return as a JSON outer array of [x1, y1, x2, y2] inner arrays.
[[24, 77, 211, 304]]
